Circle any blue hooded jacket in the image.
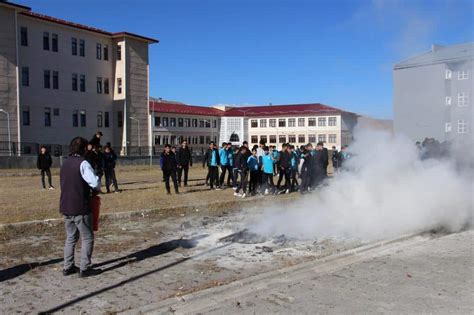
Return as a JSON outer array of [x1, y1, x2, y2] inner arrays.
[[219, 148, 229, 166], [262, 154, 274, 174], [247, 155, 260, 172]]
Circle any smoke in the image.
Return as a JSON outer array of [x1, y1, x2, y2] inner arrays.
[[250, 128, 473, 241]]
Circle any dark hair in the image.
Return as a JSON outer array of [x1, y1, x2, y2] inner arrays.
[[164, 144, 171, 148], [222, 142, 227, 147], [40, 145, 47, 150], [243, 141, 248, 145], [172, 146, 176, 149], [259, 139, 266, 145], [69, 137, 88, 156], [181, 140, 187, 144], [96, 131, 103, 136], [209, 141, 215, 145], [263, 146, 269, 151], [317, 141, 324, 146], [252, 148, 257, 152]]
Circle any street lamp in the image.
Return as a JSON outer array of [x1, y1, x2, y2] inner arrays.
[[0, 109, 11, 156], [129, 116, 140, 148]]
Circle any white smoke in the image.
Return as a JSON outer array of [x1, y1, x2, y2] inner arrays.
[[250, 128, 473, 241]]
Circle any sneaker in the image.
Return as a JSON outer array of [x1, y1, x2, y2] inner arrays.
[[232, 187, 238, 191], [233, 192, 240, 197], [215, 187, 223, 191], [62, 265, 79, 276], [264, 189, 269, 195], [241, 193, 246, 198], [49, 186, 55, 190], [79, 268, 102, 278], [285, 189, 290, 194]]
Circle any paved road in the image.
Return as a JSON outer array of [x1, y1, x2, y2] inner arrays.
[[128, 230, 474, 314]]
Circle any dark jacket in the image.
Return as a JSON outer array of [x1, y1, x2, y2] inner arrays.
[[235, 151, 249, 172], [85, 151, 104, 176], [37, 152, 52, 170], [89, 134, 101, 147], [176, 147, 192, 167], [203, 148, 220, 167], [103, 151, 117, 170], [279, 150, 291, 169], [59, 156, 92, 216], [161, 152, 178, 171], [314, 148, 329, 171]]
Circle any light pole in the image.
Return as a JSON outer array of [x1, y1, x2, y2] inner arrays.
[[129, 116, 140, 149], [0, 109, 11, 156]]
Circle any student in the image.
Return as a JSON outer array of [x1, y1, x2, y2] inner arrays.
[[37, 145, 54, 190], [203, 142, 221, 190], [232, 146, 240, 189], [289, 145, 299, 192], [271, 146, 279, 176], [218, 142, 231, 187], [276, 143, 291, 194], [314, 142, 329, 187], [103, 146, 119, 193], [299, 148, 312, 194], [225, 142, 235, 187], [331, 146, 341, 172], [261, 146, 275, 195], [176, 140, 192, 187], [89, 131, 103, 147], [60, 137, 101, 278], [161, 144, 179, 195], [234, 146, 249, 198], [247, 148, 260, 196]]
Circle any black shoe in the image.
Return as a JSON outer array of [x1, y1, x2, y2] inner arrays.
[[167, 191, 171, 195], [79, 268, 102, 278], [63, 265, 79, 276]]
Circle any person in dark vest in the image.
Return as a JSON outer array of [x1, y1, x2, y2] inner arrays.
[[37, 145, 54, 190], [60, 137, 101, 278], [161, 144, 179, 194], [176, 140, 192, 187]]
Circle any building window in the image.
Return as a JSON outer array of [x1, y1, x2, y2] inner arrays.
[[117, 78, 122, 94], [260, 135, 267, 144], [318, 117, 326, 126], [96, 43, 102, 60], [80, 74, 85, 92], [445, 96, 452, 106], [269, 119, 276, 128], [43, 32, 49, 50], [260, 119, 267, 128], [251, 120, 258, 128], [198, 120, 204, 128], [117, 111, 123, 127], [52, 71, 59, 89], [71, 38, 77, 55], [43, 70, 51, 89], [445, 69, 452, 79], [205, 120, 211, 128], [170, 117, 176, 127], [178, 118, 184, 127], [104, 78, 109, 94], [162, 117, 169, 127], [458, 92, 468, 106], [53, 108, 59, 116], [22, 107, 30, 126], [288, 135, 296, 143], [329, 134, 337, 143], [79, 39, 85, 57], [97, 111, 103, 127], [445, 123, 451, 133], [117, 44, 122, 60], [104, 111, 110, 128], [328, 117, 337, 126], [288, 118, 296, 127], [308, 134, 316, 143], [184, 118, 191, 127], [269, 135, 276, 143], [103, 45, 108, 61], [52, 34, 58, 52], [298, 134, 305, 143], [458, 120, 468, 133], [154, 135, 161, 145], [191, 119, 197, 127], [318, 134, 326, 142], [458, 70, 469, 80], [20, 27, 28, 46], [154, 116, 160, 127], [199, 136, 204, 144], [298, 118, 305, 127], [278, 119, 286, 127], [96, 77, 102, 94], [44, 107, 51, 127], [80, 110, 86, 127], [251, 135, 258, 143], [308, 118, 316, 126], [279, 135, 286, 143], [72, 110, 78, 127], [72, 73, 78, 91], [21, 67, 29, 86]]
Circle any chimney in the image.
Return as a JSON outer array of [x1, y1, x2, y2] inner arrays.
[[431, 44, 443, 52]]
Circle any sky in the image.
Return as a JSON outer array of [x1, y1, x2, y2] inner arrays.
[[14, 0, 473, 119]]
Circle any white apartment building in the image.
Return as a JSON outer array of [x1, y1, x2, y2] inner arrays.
[[0, 1, 157, 155]]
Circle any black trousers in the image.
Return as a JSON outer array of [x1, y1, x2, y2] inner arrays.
[[41, 168, 52, 188], [235, 170, 248, 194], [276, 167, 291, 190], [209, 166, 219, 188], [177, 165, 189, 186], [219, 165, 234, 186], [105, 168, 119, 192], [163, 169, 179, 193], [248, 171, 259, 194], [262, 172, 275, 192]]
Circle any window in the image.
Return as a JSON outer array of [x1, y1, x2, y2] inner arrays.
[[212, 119, 218, 128], [288, 135, 296, 143], [199, 120, 204, 128], [458, 70, 469, 80], [104, 78, 109, 94], [458, 92, 468, 106], [52, 71, 59, 89], [184, 118, 191, 127], [96, 43, 102, 59], [53, 108, 59, 116], [251, 135, 258, 143], [72, 110, 78, 127], [279, 135, 286, 143], [43, 70, 51, 89], [154, 116, 160, 127], [104, 112, 110, 127], [205, 120, 211, 128], [308, 134, 316, 143], [318, 134, 326, 142], [72, 73, 78, 91], [329, 134, 337, 143], [260, 135, 267, 144], [80, 74, 85, 92], [298, 134, 305, 143], [103, 45, 108, 61], [445, 96, 452, 106], [170, 117, 176, 127], [52, 34, 58, 52], [278, 119, 286, 127], [269, 119, 276, 128], [178, 118, 184, 127], [71, 38, 77, 55], [22, 107, 30, 126], [162, 117, 169, 127], [298, 118, 305, 127], [79, 39, 85, 56], [458, 120, 468, 133], [192, 119, 197, 127], [328, 117, 337, 126], [117, 44, 122, 60], [199, 136, 205, 144], [20, 27, 28, 46], [445, 123, 451, 133], [117, 111, 123, 127], [318, 117, 326, 126], [96, 77, 102, 94], [308, 118, 316, 126], [43, 32, 49, 50], [80, 110, 86, 127], [251, 120, 258, 128], [260, 119, 267, 128], [21, 67, 29, 86], [44, 108, 51, 127], [269, 135, 276, 143], [117, 78, 122, 94], [288, 118, 296, 127], [97, 111, 103, 127], [154, 135, 161, 145], [445, 69, 452, 79]]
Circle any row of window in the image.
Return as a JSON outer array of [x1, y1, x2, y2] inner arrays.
[[20, 27, 121, 61], [445, 120, 468, 134], [445, 93, 469, 106], [154, 135, 218, 146], [154, 116, 218, 129], [250, 134, 337, 144], [250, 117, 337, 128], [445, 70, 469, 80]]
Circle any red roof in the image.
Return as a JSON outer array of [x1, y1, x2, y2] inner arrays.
[[149, 100, 224, 116]]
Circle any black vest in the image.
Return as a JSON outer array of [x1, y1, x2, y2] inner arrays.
[[59, 156, 91, 216]]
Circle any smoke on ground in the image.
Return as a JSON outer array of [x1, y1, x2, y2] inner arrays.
[[249, 128, 473, 241]]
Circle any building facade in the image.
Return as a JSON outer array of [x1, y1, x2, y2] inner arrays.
[[0, 1, 157, 155], [393, 43, 473, 144]]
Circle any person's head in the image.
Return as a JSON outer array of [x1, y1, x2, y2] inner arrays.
[[209, 141, 215, 149], [332, 146, 336, 150], [241, 146, 248, 154], [70, 137, 89, 156], [222, 142, 227, 148], [97, 145, 103, 152], [259, 139, 266, 147], [40, 146, 47, 154], [306, 143, 313, 150], [263, 146, 270, 154], [104, 146, 111, 153], [252, 144, 258, 151], [226, 142, 232, 149], [242, 141, 248, 148], [316, 141, 324, 150], [87, 143, 93, 151], [281, 143, 288, 151], [96, 131, 103, 138], [181, 140, 188, 148], [289, 145, 295, 151], [252, 148, 257, 156], [164, 144, 171, 153]]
